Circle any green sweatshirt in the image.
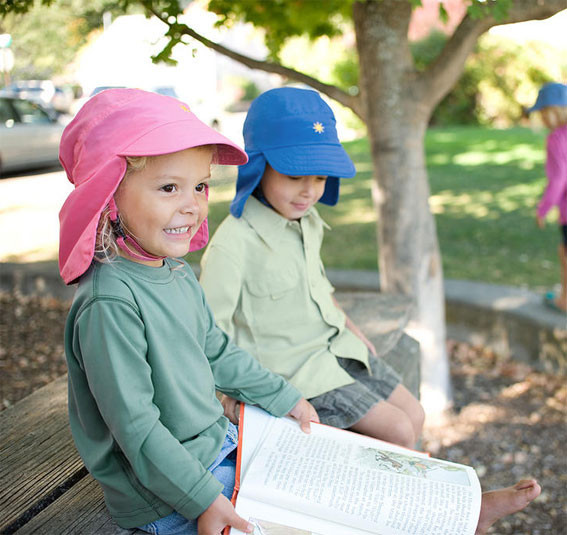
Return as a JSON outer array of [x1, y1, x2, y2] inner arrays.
[[64, 257, 301, 528]]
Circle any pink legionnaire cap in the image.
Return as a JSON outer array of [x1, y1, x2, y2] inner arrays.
[[58, 88, 248, 285]]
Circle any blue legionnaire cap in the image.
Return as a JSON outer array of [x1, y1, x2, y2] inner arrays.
[[230, 87, 356, 218], [527, 82, 567, 113]]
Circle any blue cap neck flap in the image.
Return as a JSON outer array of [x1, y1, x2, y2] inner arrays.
[[230, 152, 340, 218]]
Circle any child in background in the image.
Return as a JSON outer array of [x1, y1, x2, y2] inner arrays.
[[58, 88, 317, 535], [200, 87, 424, 449], [528, 82, 567, 313]]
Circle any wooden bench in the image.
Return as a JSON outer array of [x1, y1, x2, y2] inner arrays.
[[0, 375, 134, 534], [0, 292, 419, 534]]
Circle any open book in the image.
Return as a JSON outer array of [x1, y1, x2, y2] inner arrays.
[[228, 405, 481, 535]]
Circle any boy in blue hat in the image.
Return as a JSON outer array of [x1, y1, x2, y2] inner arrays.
[[200, 87, 424, 448], [527, 82, 567, 313], [200, 88, 544, 532]]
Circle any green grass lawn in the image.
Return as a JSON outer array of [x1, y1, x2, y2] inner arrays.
[[192, 126, 559, 291]]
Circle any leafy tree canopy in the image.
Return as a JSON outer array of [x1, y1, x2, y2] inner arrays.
[[152, 0, 512, 60], [207, 0, 353, 59], [2, 0, 517, 69]]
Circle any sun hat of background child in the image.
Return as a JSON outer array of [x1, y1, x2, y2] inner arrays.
[[527, 82, 567, 113], [58, 88, 248, 285], [230, 87, 356, 218]]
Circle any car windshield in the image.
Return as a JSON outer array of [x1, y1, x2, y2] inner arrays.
[[90, 86, 125, 96], [153, 87, 178, 98], [11, 99, 51, 124]]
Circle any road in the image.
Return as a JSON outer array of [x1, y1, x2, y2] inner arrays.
[[0, 167, 73, 263]]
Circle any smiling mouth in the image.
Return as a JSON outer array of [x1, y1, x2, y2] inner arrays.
[[164, 226, 191, 235]]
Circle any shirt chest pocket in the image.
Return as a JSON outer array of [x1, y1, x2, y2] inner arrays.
[[246, 269, 298, 299], [243, 269, 300, 327]]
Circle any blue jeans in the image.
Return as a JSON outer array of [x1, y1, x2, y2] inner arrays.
[[137, 423, 238, 535]]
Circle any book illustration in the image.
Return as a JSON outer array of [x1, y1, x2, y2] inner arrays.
[[354, 445, 472, 486], [250, 517, 322, 535]]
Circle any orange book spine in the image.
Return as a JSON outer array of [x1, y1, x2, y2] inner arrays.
[[223, 402, 246, 535]]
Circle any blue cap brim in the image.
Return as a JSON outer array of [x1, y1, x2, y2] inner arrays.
[[526, 103, 543, 114], [230, 150, 347, 217], [264, 143, 356, 179]]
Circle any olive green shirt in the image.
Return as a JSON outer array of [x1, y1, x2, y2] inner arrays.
[[200, 196, 369, 399]]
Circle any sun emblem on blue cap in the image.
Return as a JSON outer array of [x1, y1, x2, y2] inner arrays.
[[313, 122, 325, 134]]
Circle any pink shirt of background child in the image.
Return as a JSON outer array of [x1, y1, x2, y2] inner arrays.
[[537, 124, 567, 224]]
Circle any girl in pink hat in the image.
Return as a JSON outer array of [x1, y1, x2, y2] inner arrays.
[[58, 88, 317, 535]]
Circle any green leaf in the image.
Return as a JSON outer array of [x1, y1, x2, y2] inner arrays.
[[206, 0, 353, 56], [439, 4, 448, 24]]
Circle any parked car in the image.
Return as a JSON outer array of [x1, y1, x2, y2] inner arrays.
[[1, 80, 75, 115], [0, 97, 65, 175]]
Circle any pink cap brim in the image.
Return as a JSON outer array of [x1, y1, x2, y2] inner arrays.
[[119, 118, 247, 166]]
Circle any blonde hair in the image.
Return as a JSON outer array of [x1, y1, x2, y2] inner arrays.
[[540, 106, 567, 130], [94, 156, 154, 264]]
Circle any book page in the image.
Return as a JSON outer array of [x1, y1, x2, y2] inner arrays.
[[233, 495, 375, 535], [240, 405, 276, 480], [237, 408, 481, 535]]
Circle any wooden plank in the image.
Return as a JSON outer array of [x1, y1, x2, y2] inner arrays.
[[14, 475, 136, 535], [0, 375, 85, 531]]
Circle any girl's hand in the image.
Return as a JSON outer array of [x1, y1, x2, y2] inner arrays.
[[536, 215, 545, 229], [197, 494, 253, 534], [288, 398, 319, 433], [220, 395, 240, 425]]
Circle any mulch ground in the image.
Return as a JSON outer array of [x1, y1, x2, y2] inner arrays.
[[1, 290, 565, 534]]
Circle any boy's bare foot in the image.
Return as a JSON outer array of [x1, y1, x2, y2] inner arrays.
[[475, 479, 541, 535]]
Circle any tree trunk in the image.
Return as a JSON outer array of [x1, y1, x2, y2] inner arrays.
[[353, 0, 452, 412]]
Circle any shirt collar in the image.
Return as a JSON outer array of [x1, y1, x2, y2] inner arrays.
[[241, 196, 329, 249]]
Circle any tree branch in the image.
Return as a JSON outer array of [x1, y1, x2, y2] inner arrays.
[[149, 7, 363, 118], [419, 0, 566, 111]]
